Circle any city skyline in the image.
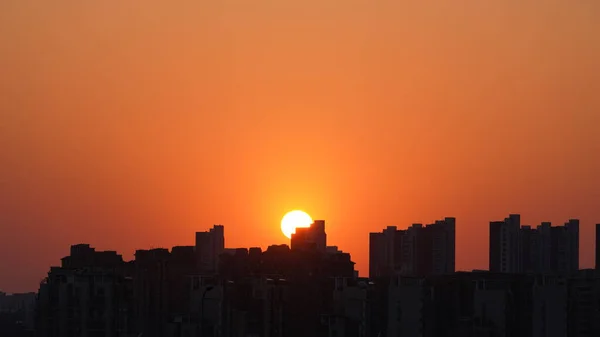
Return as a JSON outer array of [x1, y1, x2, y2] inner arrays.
[[3, 214, 599, 294], [2, 1, 599, 295], [6, 217, 600, 336]]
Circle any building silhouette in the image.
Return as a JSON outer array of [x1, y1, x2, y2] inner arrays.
[[34, 223, 359, 337], [291, 220, 327, 253], [217, 234, 357, 337], [195, 225, 225, 273], [385, 271, 535, 337], [369, 226, 403, 278], [36, 244, 135, 337], [29, 218, 600, 337], [490, 215, 579, 274], [489, 214, 523, 273], [369, 217, 455, 278], [0, 291, 36, 336], [133, 248, 175, 336]]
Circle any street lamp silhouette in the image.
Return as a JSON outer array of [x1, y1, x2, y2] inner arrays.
[[200, 285, 214, 337]]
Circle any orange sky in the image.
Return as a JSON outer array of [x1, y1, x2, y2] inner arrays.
[[1, 1, 599, 293]]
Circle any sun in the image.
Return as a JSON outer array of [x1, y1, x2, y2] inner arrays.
[[281, 210, 313, 239]]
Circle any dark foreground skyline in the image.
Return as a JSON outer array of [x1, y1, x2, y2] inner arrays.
[[3, 217, 600, 336]]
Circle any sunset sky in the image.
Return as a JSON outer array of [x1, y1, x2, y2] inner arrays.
[[1, 1, 599, 293]]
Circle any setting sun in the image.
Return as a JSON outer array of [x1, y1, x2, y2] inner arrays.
[[281, 210, 313, 239]]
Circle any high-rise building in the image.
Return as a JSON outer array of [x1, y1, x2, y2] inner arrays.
[[369, 226, 403, 278], [521, 224, 537, 273], [422, 217, 456, 276], [490, 215, 579, 274], [550, 219, 579, 274], [369, 217, 456, 278], [530, 222, 553, 273], [489, 214, 522, 273], [36, 245, 135, 337], [195, 225, 225, 273], [291, 220, 327, 253]]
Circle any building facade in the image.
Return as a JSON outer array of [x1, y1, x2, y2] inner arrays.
[[291, 220, 327, 253], [36, 245, 135, 337], [489, 214, 523, 273], [490, 215, 579, 275], [369, 226, 403, 278], [196, 225, 225, 274], [369, 217, 456, 278]]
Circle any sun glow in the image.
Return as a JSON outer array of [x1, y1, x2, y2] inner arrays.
[[281, 210, 313, 239]]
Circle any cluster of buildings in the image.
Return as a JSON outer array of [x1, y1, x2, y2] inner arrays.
[[0, 291, 36, 336], [4, 215, 600, 336], [34, 222, 359, 337], [369, 217, 456, 278], [369, 215, 600, 337], [489, 215, 579, 274]]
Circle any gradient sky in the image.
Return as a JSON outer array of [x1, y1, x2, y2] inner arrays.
[[1, 1, 599, 293]]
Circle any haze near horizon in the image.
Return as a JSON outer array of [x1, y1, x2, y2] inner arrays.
[[1, 0, 599, 292]]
